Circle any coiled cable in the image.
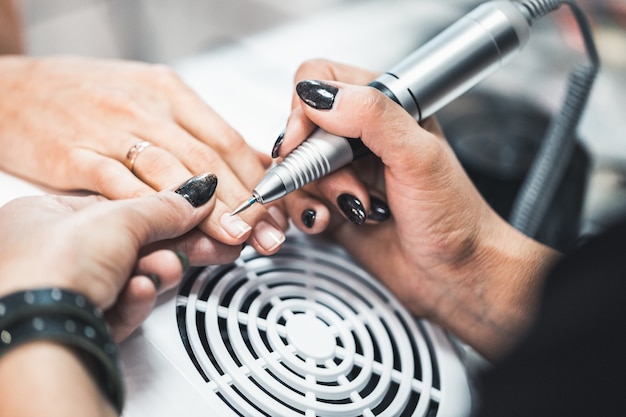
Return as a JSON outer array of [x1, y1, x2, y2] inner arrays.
[[509, 0, 600, 239]]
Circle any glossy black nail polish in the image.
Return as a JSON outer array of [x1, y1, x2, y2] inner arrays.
[[301, 209, 316, 228], [271, 130, 285, 158], [147, 273, 161, 291], [175, 172, 218, 207], [337, 193, 366, 226], [176, 252, 190, 274], [296, 80, 338, 110], [368, 196, 391, 222]]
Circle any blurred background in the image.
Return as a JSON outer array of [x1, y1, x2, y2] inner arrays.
[[13, 0, 626, 247], [15, 1, 626, 65], [18, 0, 353, 62]]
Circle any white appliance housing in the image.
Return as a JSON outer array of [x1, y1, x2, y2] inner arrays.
[[121, 235, 472, 416]]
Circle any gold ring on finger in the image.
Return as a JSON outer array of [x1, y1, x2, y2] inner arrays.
[[126, 141, 152, 173]]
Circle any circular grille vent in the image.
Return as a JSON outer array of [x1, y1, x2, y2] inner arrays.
[[176, 236, 453, 416]]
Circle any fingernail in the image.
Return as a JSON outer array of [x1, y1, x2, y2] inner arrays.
[[267, 205, 289, 231], [301, 209, 316, 228], [337, 193, 366, 225], [296, 80, 338, 110], [368, 196, 391, 222], [254, 221, 286, 252], [146, 273, 161, 291], [176, 252, 190, 273], [220, 213, 252, 239], [175, 172, 218, 207], [271, 130, 285, 158]]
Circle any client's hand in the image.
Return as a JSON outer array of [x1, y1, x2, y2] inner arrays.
[[278, 60, 561, 360], [0, 173, 237, 342], [0, 55, 286, 256]]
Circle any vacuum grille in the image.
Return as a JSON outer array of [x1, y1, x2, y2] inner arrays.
[[175, 237, 456, 416]]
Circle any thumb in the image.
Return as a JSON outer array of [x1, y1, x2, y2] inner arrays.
[[110, 172, 218, 246], [295, 80, 440, 167]]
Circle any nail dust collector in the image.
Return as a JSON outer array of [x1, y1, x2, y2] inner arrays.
[[120, 236, 472, 416]]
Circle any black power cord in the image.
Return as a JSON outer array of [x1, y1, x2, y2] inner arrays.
[[508, 0, 600, 239]]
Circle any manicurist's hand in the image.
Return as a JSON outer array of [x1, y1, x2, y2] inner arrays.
[[0, 55, 286, 256], [271, 60, 385, 232], [0, 172, 237, 342], [278, 60, 562, 360]]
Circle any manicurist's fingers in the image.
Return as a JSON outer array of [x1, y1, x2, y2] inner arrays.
[[274, 59, 379, 159], [294, 80, 439, 178], [283, 193, 331, 234]]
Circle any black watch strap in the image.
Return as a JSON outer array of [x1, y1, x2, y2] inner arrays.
[[0, 288, 124, 414]]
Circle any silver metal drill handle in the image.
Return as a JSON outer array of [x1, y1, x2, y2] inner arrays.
[[253, 129, 354, 204], [250, 1, 533, 207]]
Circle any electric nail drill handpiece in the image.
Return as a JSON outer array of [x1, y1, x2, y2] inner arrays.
[[232, 0, 541, 215]]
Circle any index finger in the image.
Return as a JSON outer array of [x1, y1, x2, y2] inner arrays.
[[153, 76, 289, 253]]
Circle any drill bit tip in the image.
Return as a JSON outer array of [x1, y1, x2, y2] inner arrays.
[[231, 197, 257, 216]]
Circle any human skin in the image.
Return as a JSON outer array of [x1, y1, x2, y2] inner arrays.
[[0, 341, 118, 417], [0, 0, 287, 255], [0, 0, 23, 55], [0, 173, 234, 339], [0, 54, 287, 256], [277, 59, 562, 360], [0, 174, 228, 416]]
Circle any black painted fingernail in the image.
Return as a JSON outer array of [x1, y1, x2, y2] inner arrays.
[[296, 80, 338, 110], [147, 273, 161, 291], [337, 193, 366, 225], [175, 172, 217, 207], [176, 251, 190, 274], [368, 196, 391, 222], [271, 130, 285, 158], [301, 209, 316, 228]]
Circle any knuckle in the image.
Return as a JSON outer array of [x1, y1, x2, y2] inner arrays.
[[153, 193, 188, 223], [89, 164, 118, 193], [220, 132, 248, 154], [415, 135, 449, 172], [147, 64, 182, 89], [185, 144, 228, 173], [98, 91, 144, 119], [139, 149, 180, 178], [195, 130, 247, 159], [294, 58, 334, 81], [358, 92, 388, 121], [91, 164, 149, 199]]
